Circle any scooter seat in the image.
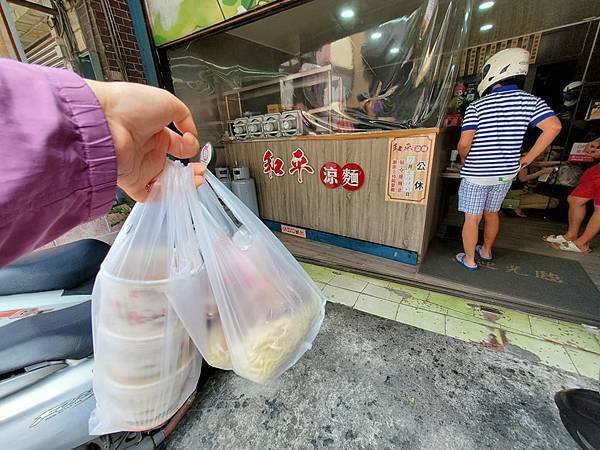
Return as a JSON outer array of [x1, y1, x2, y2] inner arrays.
[[0, 239, 109, 296], [0, 301, 93, 376]]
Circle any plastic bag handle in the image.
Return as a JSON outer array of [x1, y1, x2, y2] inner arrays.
[[204, 171, 265, 234]]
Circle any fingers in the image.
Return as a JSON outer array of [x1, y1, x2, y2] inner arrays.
[[168, 94, 198, 138], [191, 162, 207, 187], [163, 127, 199, 159]]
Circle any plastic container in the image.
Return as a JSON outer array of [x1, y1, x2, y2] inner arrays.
[[94, 324, 196, 384], [95, 352, 201, 431], [97, 269, 175, 337]]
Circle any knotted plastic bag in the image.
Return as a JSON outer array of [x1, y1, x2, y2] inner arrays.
[[89, 161, 210, 434], [191, 170, 326, 383]]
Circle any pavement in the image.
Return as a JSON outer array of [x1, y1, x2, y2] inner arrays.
[[166, 303, 596, 450]]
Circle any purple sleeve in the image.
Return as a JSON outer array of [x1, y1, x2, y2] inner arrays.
[[0, 59, 117, 267]]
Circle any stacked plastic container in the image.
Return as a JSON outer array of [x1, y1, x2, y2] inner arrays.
[[89, 164, 202, 435]]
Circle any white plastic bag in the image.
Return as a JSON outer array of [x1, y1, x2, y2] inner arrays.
[[89, 161, 207, 434], [192, 170, 326, 383]]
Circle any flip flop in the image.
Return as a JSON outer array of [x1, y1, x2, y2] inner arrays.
[[475, 245, 492, 261], [455, 253, 478, 270], [544, 234, 568, 244], [557, 241, 591, 254]]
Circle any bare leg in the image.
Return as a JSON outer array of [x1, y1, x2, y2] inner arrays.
[[573, 206, 600, 252], [462, 213, 482, 266], [481, 211, 500, 258], [565, 195, 589, 241]]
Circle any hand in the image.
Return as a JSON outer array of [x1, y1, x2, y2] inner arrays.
[[520, 155, 534, 168], [585, 138, 600, 159], [86, 80, 203, 201]]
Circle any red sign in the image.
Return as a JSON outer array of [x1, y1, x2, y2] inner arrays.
[[320, 162, 342, 188], [341, 163, 365, 191], [289, 147, 314, 183], [263, 149, 285, 179], [281, 224, 307, 238]]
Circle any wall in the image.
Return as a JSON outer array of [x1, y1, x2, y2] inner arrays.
[[75, 0, 146, 83], [224, 130, 442, 257]]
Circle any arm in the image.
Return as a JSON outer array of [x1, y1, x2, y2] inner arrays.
[[458, 104, 478, 161], [521, 167, 554, 182], [0, 59, 201, 267], [521, 98, 562, 167], [0, 59, 116, 266], [458, 130, 476, 161]]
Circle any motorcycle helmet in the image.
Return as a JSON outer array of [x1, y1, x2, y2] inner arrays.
[[477, 48, 530, 96], [563, 81, 582, 107]]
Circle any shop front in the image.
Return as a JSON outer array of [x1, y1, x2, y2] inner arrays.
[[144, 0, 600, 325]]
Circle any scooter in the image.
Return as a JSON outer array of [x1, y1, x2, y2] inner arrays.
[[0, 239, 199, 449]]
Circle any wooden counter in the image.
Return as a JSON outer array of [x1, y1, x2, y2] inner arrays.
[[224, 128, 456, 264]]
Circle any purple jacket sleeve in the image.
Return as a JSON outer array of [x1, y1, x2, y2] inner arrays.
[[0, 59, 117, 267]]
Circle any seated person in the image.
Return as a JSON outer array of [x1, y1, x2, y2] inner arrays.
[[505, 155, 559, 217], [544, 138, 600, 253]]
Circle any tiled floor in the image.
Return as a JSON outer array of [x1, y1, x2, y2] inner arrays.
[[301, 262, 600, 380]]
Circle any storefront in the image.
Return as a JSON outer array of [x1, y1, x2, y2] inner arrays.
[[143, 0, 600, 325]]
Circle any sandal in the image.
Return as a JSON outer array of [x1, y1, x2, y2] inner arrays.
[[476, 245, 492, 261], [455, 253, 478, 270], [557, 241, 591, 254], [544, 234, 568, 244]]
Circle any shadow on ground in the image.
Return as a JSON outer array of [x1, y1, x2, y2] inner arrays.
[[166, 304, 595, 449]]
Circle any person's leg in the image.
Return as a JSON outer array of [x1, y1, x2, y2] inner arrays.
[[565, 195, 590, 241], [479, 182, 511, 259], [462, 213, 482, 266], [572, 205, 600, 252], [457, 179, 486, 268], [481, 211, 500, 258]]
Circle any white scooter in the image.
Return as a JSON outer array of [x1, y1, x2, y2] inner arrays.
[[0, 239, 199, 449]]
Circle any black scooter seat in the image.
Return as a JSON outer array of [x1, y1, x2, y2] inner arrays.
[[0, 301, 93, 376], [0, 239, 109, 296]]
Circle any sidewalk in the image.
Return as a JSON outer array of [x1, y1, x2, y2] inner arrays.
[[301, 262, 600, 380]]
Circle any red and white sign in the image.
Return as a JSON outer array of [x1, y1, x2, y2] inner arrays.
[[341, 163, 365, 191], [289, 147, 314, 183], [568, 142, 594, 163], [263, 149, 285, 179], [320, 162, 342, 188], [281, 224, 307, 238]]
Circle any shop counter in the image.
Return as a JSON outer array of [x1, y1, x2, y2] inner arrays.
[[223, 128, 457, 265]]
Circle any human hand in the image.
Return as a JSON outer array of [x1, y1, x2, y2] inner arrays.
[[86, 80, 203, 201], [520, 155, 534, 168], [585, 138, 600, 159]]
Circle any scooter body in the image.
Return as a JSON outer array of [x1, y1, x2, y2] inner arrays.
[[0, 240, 195, 449]]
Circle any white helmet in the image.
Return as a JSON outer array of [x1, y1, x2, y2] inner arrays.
[[477, 48, 530, 96], [563, 81, 582, 107]]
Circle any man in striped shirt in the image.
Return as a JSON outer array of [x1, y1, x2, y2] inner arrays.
[[455, 48, 562, 270]]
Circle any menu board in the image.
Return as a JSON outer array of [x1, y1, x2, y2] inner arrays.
[[386, 135, 434, 204]]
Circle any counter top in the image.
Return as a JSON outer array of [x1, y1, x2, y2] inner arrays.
[[226, 127, 442, 144]]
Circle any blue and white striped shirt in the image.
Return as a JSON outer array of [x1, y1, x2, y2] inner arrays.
[[460, 85, 555, 180]]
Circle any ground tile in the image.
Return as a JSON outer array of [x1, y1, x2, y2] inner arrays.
[[354, 294, 398, 320], [399, 296, 448, 315], [506, 332, 577, 373], [472, 306, 532, 335], [302, 263, 336, 284], [387, 282, 430, 301], [445, 315, 497, 344], [396, 304, 446, 334], [566, 347, 600, 380], [428, 292, 487, 316], [322, 285, 359, 307], [362, 283, 393, 300], [328, 274, 369, 293], [530, 316, 600, 353]]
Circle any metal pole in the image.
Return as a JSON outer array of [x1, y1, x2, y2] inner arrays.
[[0, 0, 26, 61]]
